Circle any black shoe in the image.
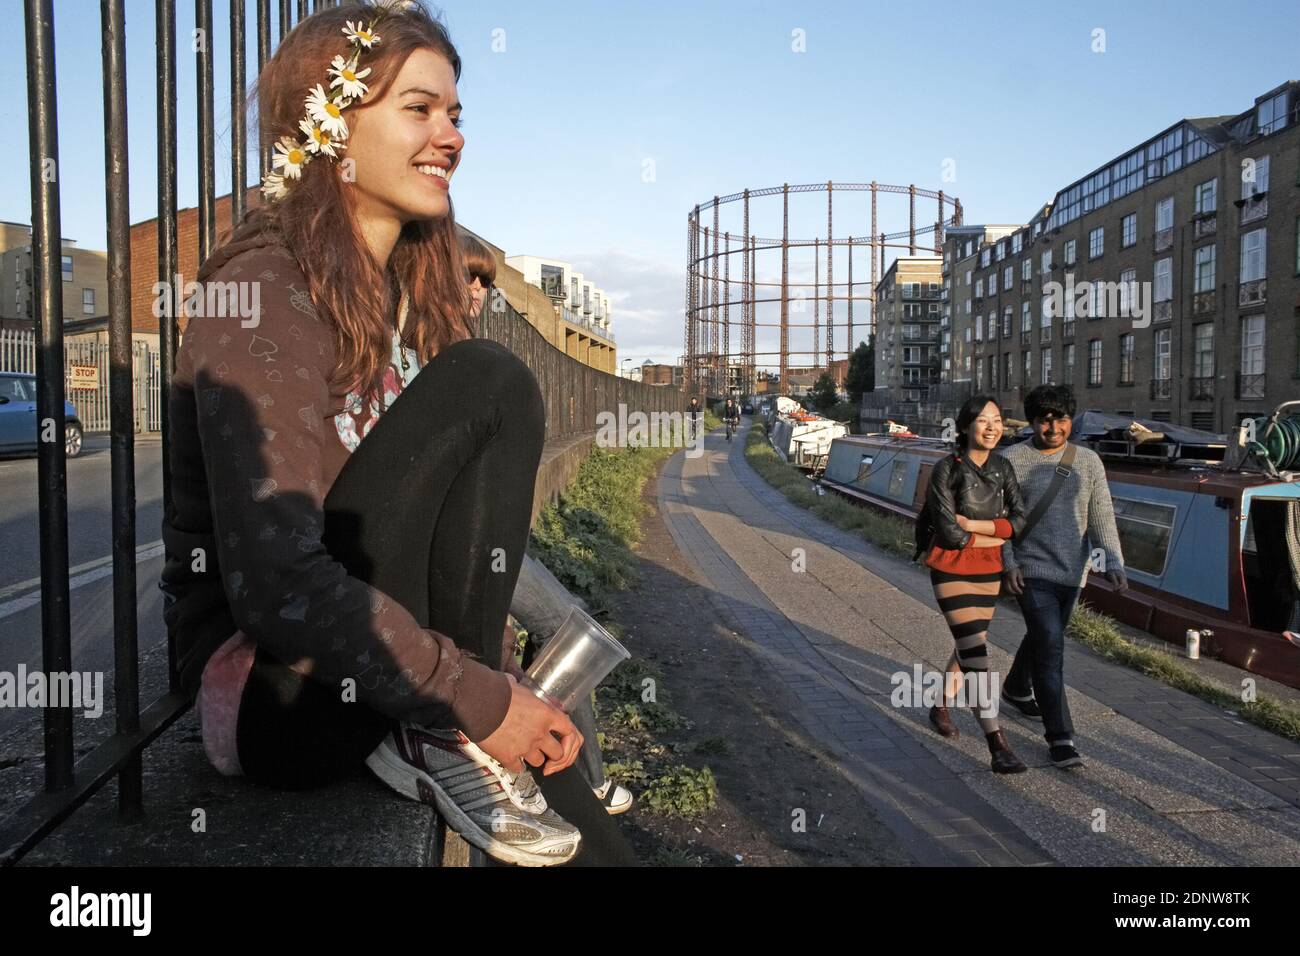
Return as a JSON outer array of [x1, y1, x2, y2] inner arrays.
[[1001, 690, 1043, 722], [1050, 743, 1084, 769], [986, 730, 1028, 774]]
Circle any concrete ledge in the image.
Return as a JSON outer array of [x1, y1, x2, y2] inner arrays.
[[532, 431, 595, 523]]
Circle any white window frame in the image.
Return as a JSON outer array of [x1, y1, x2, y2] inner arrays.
[[1240, 228, 1266, 282]]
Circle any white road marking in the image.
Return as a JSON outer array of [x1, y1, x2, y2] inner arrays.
[[0, 539, 164, 621]]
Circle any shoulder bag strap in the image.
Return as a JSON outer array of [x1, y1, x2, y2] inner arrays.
[[1017, 442, 1077, 542]]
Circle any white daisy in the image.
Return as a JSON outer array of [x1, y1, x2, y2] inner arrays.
[[328, 54, 371, 100], [261, 172, 288, 201], [271, 136, 308, 179], [304, 84, 349, 141], [298, 118, 342, 158], [343, 20, 380, 49]]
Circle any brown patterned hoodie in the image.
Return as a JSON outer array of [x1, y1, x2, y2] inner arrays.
[[159, 228, 511, 741]]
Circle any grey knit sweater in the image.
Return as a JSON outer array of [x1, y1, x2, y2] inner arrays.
[[1000, 440, 1125, 587]]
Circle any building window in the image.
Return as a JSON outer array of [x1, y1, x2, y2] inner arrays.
[[1257, 91, 1290, 135], [975, 315, 983, 342], [964, 299, 971, 315], [1195, 178, 1216, 215], [1121, 213, 1137, 248], [61, 255, 72, 281], [1064, 343, 1075, 381], [1154, 258, 1172, 302], [82, 288, 94, 314], [1012, 233, 1022, 254], [1119, 267, 1137, 317], [1023, 350, 1032, 385], [980, 248, 991, 268], [965, 269, 972, 286], [987, 355, 996, 390], [1041, 347, 1052, 384], [1193, 323, 1215, 378], [1241, 315, 1265, 375], [975, 278, 983, 298], [1089, 227, 1104, 259], [1240, 228, 1267, 283], [1003, 265, 1013, 291], [1193, 245, 1216, 293], [1241, 155, 1270, 198], [1156, 197, 1174, 232], [1041, 249, 1053, 273], [1155, 328, 1171, 381], [1088, 339, 1103, 386], [1119, 333, 1135, 384], [1064, 239, 1077, 266], [1002, 308, 1012, 339], [1004, 352, 1014, 388], [1021, 258, 1032, 281]]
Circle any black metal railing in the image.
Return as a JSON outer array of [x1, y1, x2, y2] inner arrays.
[[1190, 375, 1216, 401], [5, 0, 664, 867], [1236, 372, 1266, 400], [1150, 378, 1172, 400]]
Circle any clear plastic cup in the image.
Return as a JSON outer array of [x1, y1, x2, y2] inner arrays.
[[524, 605, 631, 713]]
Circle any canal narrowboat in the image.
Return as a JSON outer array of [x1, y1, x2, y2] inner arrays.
[[818, 408, 1300, 689], [768, 399, 850, 470]]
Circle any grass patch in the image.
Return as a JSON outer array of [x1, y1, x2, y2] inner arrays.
[[527, 432, 723, 841], [746, 419, 1300, 745]]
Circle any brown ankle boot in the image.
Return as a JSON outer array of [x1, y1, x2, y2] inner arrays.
[[928, 704, 959, 738], [986, 730, 1027, 774]]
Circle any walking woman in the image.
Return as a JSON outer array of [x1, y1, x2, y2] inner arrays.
[[161, 1, 635, 866], [921, 396, 1029, 773]]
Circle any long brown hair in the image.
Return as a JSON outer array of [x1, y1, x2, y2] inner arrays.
[[239, 0, 472, 396]]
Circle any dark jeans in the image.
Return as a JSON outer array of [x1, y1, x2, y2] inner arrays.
[[234, 336, 637, 866], [1004, 578, 1079, 744]]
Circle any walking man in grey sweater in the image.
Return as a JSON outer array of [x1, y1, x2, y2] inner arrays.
[[1000, 385, 1127, 769]]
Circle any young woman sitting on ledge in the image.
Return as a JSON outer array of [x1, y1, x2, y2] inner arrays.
[[160, 0, 635, 866]]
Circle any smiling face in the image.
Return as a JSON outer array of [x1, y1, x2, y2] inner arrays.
[[346, 48, 463, 231], [968, 401, 1004, 451], [1032, 412, 1072, 450]]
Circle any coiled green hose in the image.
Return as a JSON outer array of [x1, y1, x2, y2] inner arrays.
[[1250, 415, 1300, 470]]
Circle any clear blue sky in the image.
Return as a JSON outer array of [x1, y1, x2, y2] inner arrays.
[[3, 0, 1295, 368]]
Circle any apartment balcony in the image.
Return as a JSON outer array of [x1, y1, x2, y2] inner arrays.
[[1192, 291, 1215, 316], [1150, 378, 1172, 400], [1192, 212, 1217, 240], [1239, 279, 1267, 309], [1189, 376, 1215, 401], [1236, 372, 1266, 400], [1154, 227, 1174, 253], [1239, 194, 1269, 225]]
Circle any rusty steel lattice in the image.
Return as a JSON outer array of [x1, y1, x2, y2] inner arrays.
[[684, 181, 962, 398]]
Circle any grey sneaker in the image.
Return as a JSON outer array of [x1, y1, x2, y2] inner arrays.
[[366, 725, 581, 866]]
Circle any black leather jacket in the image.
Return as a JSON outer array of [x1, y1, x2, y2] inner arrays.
[[928, 451, 1028, 550]]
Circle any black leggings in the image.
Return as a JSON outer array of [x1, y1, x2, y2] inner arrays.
[[234, 336, 637, 866]]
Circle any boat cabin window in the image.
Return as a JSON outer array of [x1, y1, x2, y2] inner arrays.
[[856, 454, 874, 482], [888, 460, 909, 498], [1112, 497, 1176, 576]]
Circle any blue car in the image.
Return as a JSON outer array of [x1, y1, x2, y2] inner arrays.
[[0, 372, 84, 458]]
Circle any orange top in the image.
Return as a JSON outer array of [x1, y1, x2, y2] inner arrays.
[[924, 518, 1014, 575]]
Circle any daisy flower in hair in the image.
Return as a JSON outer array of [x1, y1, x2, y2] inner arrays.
[[328, 54, 371, 99], [343, 20, 380, 48], [305, 84, 350, 140], [299, 117, 342, 158], [271, 136, 307, 179]]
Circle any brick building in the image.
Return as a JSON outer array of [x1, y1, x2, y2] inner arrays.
[[944, 80, 1300, 433]]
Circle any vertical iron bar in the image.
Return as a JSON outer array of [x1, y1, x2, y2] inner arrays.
[[826, 182, 833, 369], [908, 183, 917, 254], [297, 0, 306, 19], [813, 238, 819, 364], [257, 0, 270, 178], [723, 232, 730, 395], [231, 0, 246, 225], [24, 0, 73, 794], [780, 184, 789, 389], [847, 236, 854, 353], [279, 0, 290, 40], [196, 0, 215, 262], [101, 0, 142, 819], [870, 181, 878, 343], [157, 0, 179, 690]]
